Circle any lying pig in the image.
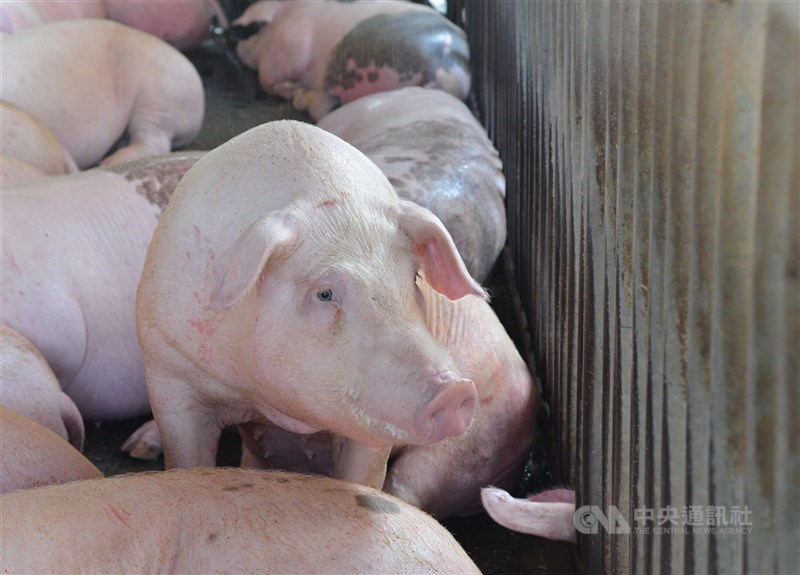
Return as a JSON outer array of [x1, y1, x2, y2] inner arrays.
[[0, 406, 102, 494], [137, 121, 484, 489], [0, 1, 226, 49], [1, 152, 204, 421], [482, 486, 577, 542], [235, 0, 470, 120], [0, 100, 78, 176], [1, 469, 480, 574], [318, 87, 506, 282], [0, 325, 84, 449], [0, 20, 204, 168]]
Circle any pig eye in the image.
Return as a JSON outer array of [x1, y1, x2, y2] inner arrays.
[[317, 288, 333, 302]]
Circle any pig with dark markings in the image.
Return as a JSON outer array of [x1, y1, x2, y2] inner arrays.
[[137, 121, 483, 489], [0, 20, 204, 169], [0, 469, 480, 574], [0, 325, 84, 449], [318, 87, 506, 282], [235, 0, 471, 120], [1, 100, 78, 176], [0, 0, 226, 49], [1, 152, 204, 421], [0, 406, 102, 494]]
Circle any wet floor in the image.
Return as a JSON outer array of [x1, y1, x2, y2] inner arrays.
[[82, 35, 575, 575]]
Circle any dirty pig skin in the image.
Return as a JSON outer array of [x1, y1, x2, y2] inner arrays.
[[235, 0, 470, 120], [137, 120, 484, 489], [0, 20, 204, 168], [0, 469, 480, 574]]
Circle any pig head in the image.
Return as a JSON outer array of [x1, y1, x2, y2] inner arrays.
[[138, 121, 484, 488]]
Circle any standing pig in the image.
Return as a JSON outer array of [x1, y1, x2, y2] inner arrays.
[[234, 0, 471, 120], [137, 120, 484, 488], [0, 406, 102, 494], [0, 20, 204, 168], [1, 152, 204, 421], [0, 100, 78, 175], [0, 325, 84, 449], [318, 87, 506, 282], [235, 275, 537, 519], [1, 469, 480, 574]]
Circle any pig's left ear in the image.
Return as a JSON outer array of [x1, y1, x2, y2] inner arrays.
[[210, 211, 299, 309], [395, 200, 487, 300]]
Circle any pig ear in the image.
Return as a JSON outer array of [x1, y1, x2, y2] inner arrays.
[[395, 200, 487, 300], [210, 211, 299, 309]]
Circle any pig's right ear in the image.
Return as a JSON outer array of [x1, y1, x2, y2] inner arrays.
[[210, 211, 299, 309]]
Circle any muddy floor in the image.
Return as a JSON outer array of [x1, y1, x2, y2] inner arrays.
[[83, 33, 575, 575]]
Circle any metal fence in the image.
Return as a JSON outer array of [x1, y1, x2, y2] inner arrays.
[[450, 1, 799, 573]]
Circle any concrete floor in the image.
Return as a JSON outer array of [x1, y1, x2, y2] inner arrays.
[[83, 33, 575, 575]]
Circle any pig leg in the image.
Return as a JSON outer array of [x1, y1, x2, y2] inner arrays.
[[121, 419, 163, 460], [332, 435, 391, 490], [99, 122, 171, 167], [58, 393, 86, 451], [292, 88, 337, 122], [481, 487, 577, 543], [145, 371, 221, 468]]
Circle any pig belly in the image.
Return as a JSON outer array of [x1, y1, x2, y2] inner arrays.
[[0, 468, 480, 574], [0, 406, 102, 494]]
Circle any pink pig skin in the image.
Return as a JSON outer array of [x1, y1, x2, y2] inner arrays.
[[318, 87, 507, 282], [1, 152, 204, 421], [0, 0, 226, 49], [0, 100, 78, 176], [0, 20, 204, 169], [137, 121, 484, 489], [0, 325, 84, 449], [0, 157, 48, 187], [0, 406, 102, 494], [235, 0, 470, 120], [481, 486, 577, 543], [0, 469, 480, 574]]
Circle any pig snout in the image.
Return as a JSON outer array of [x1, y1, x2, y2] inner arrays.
[[413, 373, 476, 443]]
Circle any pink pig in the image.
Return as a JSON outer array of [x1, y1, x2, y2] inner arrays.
[[137, 121, 483, 488], [1, 469, 480, 573], [234, 0, 471, 120], [1, 19, 204, 168], [1, 152, 204, 421], [0, 0, 226, 49], [0, 406, 102, 494], [0, 325, 84, 449]]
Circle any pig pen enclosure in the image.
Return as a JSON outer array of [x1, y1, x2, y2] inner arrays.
[[52, 1, 799, 574]]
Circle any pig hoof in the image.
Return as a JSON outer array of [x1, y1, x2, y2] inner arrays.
[[121, 419, 163, 460]]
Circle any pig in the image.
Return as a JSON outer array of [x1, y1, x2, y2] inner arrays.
[[481, 486, 578, 543], [0, 100, 78, 176], [0, 406, 102, 494], [0, 468, 481, 574], [230, 274, 537, 519], [0, 20, 204, 169], [318, 87, 507, 282], [137, 120, 484, 489], [234, 0, 471, 120], [1, 152, 204, 421], [0, 324, 84, 449], [0, 1, 226, 49], [0, 156, 48, 186]]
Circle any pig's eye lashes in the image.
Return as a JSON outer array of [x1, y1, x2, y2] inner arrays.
[[317, 289, 333, 302]]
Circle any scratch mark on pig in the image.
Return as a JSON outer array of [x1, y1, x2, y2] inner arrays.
[[7, 252, 20, 274], [315, 199, 340, 209], [355, 494, 401, 514], [222, 482, 255, 492], [189, 318, 217, 337], [106, 503, 132, 526], [207, 532, 219, 542]]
